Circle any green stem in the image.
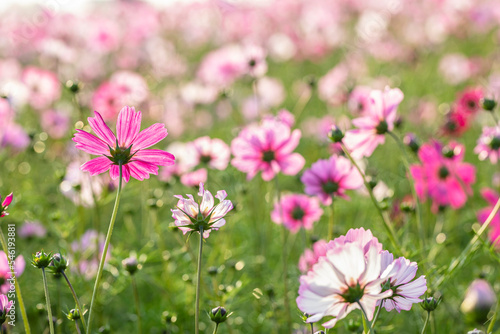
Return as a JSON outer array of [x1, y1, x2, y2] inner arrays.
[[212, 323, 219, 334], [421, 311, 430, 334], [435, 196, 500, 288], [195, 227, 204, 334], [310, 323, 314, 334], [328, 200, 334, 240], [388, 131, 425, 251], [487, 295, 500, 334], [86, 163, 123, 334], [341, 143, 403, 254], [0, 229, 31, 334], [371, 302, 383, 330], [42, 267, 55, 334], [132, 276, 142, 334], [62, 271, 87, 333], [75, 322, 82, 334], [275, 177, 292, 333], [358, 302, 373, 334]]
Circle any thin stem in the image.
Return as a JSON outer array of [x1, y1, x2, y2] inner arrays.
[[341, 143, 403, 254], [388, 131, 425, 251], [132, 276, 142, 334], [195, 227, 204, 334], [310, 322, 314, 334], [42, 267, 55, 334], [0, 229, 31, 334], [75, 322, 82, 334], [421, 311, 430, 334], [358, 302, 373, 334], [275, 177, 292, 333], [371, 302, 383, 330], [61, 271, 87, 333], [86, 163, 123, 334], [327, 200, 334, 240], [212, 323, 219, 334], [435, 196, 500, 288], [487, 295, 499, 334]]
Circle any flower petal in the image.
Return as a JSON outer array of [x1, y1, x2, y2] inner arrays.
[[81, 157, 113, 176], [116, 106, 141, 148], [88, 111, 116, 147], [133, 149, 175, 166], [132, 123, 168, 150]]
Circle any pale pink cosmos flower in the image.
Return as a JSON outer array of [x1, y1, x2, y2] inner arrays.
[[41, 110, 70, 139], [317, 64, 349, 106], [0, 252, 25, 294], [187, 136, 230, 170], [91, 82, 129, 120], [301, 155, 363, 205], [297, 241, 392, 328], [70, 230, 110, 280], [298, 239, 328, 273], [21, 67, 61, 110], [271, 194, 323, 233], [231, 119, 305, 181], [197, 44, 247, 88], [171, 182, 233, 238], [0, 293, 13, 321], [477, 188, 500, 248], [474, 125, 500, 163], [159, 142, 197, 182], [0, 193, 13, 218], [344, 87, 404, 159], [461, 279, 497, 315], [180, 168, 208, 187], [410, 141, 476, 212], [73, 106, 175, 183], [19, 221, 47, 239], [379, 251, 427, 313], [348, 86, 372, 116]]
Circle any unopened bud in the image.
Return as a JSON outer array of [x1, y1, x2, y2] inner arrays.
[[328, 126, 344, 143], [210, 306, 231, 324], [421, 295, 442, 312], [481, 98, 497, 111]]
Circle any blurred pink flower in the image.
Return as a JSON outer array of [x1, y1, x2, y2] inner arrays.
[[21, 67, 61, 110], [410, 141, 476, 211], [187, 136, 230, 170], [41, 110, 70, 139], [159, 142, 197, 182], [197, 44, 247, 88], [231, 119, 305, 181], [474, 125, 500, 163], [70, 230, 110, 280], [91, 82, 129, 120], [271, 194, 323, 233], [317, 64, 349, 106], [0, 251, 25, 294], [456, 87, 484, 115], [477, 188, 500, 248], [298, 239, 328, 273], [347, 86, 372, 116], [180, 168, 208, 187], [297, 241, 392, 328], [0, 193, 13, 218], [73, 106, 175, 183], [301, 155, 363, 205], [171, 182, 233, 238], [344, 87, 404, 159], [1, 123, 30, 152], [441, 106, 471, 137], [19, 221, 47, 239], [461, 279, 497, 315], [0, 294, 13, 318]]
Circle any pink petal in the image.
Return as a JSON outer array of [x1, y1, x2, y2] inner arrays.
[[73, 130, 110, 155], [132, 123, 168, 150], [116, 106, 141, 148], [81, 157, 113, 176], [133, 149, 175, 166], [88, 111, 116, 147], [2, 193, 13, 207], [279, 153, 305, 176], [128, 160, 159, 180]]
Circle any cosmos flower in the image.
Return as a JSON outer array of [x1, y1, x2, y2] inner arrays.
[[301, 155, 363, 205], [21, 67, 61, 110], [186, 136, 230, 170], [171, 182, 233, 238], [231, 118, 305, 181], [0, 252, 25, 294], [19, 221, 47, 239], [456, 87, 484, 115], [298, 239, 328, 273], [343, 87, 404, 159], [0, 294, 13, 324], [0, 193, 13, 218], [271, 194, 323, 233], [477, 188, 500, 248], [297, 241, 392, 328], [73, 106, 175, 182], [474, 124, 500, 163]]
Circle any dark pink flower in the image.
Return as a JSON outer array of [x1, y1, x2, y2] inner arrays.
[[410, 141, 476, 211], [477, 188, 500, 248], [456, 87, 484, 115], [474, 125, 500, 163], [0, 193, 13, 218], [73, 106, 175, 183], [301, 155, 363, 205], [231, 119, 305, 181], [271, 194, 323, 233], [344, 87, 404, 159], [441, 106, 471, 137]]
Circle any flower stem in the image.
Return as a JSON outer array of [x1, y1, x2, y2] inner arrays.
[[421, 311, 430, 334], [275, 177, 292, 332], [487, 296, 500, 334], [328, 200, 334, 240], [358, 302, 373, 334], [75, 322, 82, 334], [341, 143, 403, 254], [132, 276, 142, 334], [195, 227, 204, 334], [61, 271, 87, 333], [388, 131, 425, 251], [212, 323, 219, 334], [0, 229, 30, 334], [86, 163, 123, 334], [435, 196, 500, 288], [371, 302, 383, 330], [310, 323, 314, 334], [42, 267, 55, 334]]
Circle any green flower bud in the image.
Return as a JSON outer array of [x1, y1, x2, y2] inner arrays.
[[67, 309, 80, 321], [328, 126, 344, 143], [49, 253, 68, 275], [481, 98, 497, 112], [421, 295, 442, 312], [31, 251, 53, 269], [210, 306, 232, 324], [122, 256, 140, 275]]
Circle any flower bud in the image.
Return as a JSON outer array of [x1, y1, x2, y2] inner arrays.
[[481, 98, 497, 111], [461, 279, 496, 324], [420, 295, 442, 312], [328, 126, 344, 143], [67, 308, 80, 321], [122, 256, 140, 275], [210, 306, 231, 324], [65, 80, 81, 94], [31, 251, 53, 269], [49, 253, 68, 275], [403, 133, 420, 153]]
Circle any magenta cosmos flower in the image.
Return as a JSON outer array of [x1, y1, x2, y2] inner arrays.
[[171, 182, 233, 238], [73, 106, 175, 182], [301, 155, 363, 205], [297, 241, 392, 328], [477, 188, 500, 248], [231, 118, 305, 181], [344, 87, 404, 159], [410, 141, 475, 212], [0, 294, 13, 324], [0, 251, 25, 294], [271, 194, 323, 233], [474, 125, 500, 163], [0, 193, 13, 218]]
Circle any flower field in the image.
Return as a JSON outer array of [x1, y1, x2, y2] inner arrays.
[[0, 0, 500, 333]]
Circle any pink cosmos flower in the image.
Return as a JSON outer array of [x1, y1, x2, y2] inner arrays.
[[41, 110, 70, 139], [197, 44, 247, 88], [347, 86, 372, 116], [73, 106, 175, 183], [180, 168, 208, 187], [344, 87, 404, 159], [231, 119, 305, 181], [379, 252, 427, 313], [0, 252, 25, 294], [297, 241, 392, 328], [461, 279, 497, 315], [0, 294, 13, 322], [410, 141, 476, 211], [441, 106, 471, 137], [171, 182, 233, 238], [271, 194, 323, 233], [21, 67, 61, 110], [298, 239, 328, 273], [456, 87, 484, 115], [474, 125, 500, 163], [186, 136, 230, 170], [91, 82, 129, 120], [477, 188, 500, 248], [70, 230, 110, 280], [0, 193, 13, 218], [19, 221, 47, 239], [301, 155, 363, 205]]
